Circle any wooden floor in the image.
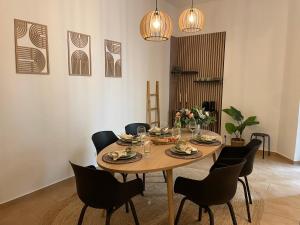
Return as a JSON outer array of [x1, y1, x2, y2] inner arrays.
[[0, 154, 300, 225]]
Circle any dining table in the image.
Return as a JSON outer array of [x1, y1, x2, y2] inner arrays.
[[97, 129, 222, 225]]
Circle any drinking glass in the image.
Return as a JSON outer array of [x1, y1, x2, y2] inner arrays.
[[144, 140, 151, 157], [189, 118, 197, 138], [137, 126, 146, 141]]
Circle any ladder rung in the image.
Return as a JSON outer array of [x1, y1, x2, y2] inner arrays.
[[150, 94, 157, 96], [150, 108, 158, 111], [150, 121, 159, 124]]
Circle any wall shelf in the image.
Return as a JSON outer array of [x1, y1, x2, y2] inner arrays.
[[171, 71, 198, 75], [193, 77, 223, 83]]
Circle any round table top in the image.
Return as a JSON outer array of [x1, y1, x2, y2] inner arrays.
[[97, 130, 222, 174]]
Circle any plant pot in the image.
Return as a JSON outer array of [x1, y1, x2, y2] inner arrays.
[[231, 138, 245, 147]]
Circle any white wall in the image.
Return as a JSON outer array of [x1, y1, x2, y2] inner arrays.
[[294, 103, 300, 161], [0, 0, 176, 203], [173, 0, 292, 154], [277, 0, 300, 161]]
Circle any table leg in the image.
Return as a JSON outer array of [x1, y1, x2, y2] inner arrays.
[[212, 152, 217, 162], [166, 169, 174, 225]]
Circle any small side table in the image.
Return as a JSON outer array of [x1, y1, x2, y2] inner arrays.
[[251, 133, 270, 159]]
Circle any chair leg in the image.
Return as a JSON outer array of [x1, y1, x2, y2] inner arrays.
[[162, 171, 167, 182], [238, 178, 251, 223], [142, 173, 146, 191], [136, 174, 140, 179], [77, 205, 88, 225], [129, 200, 140, 225], [268, 135, 271, 156], [105, 209, 113, 225], [198, 206, 202, 221], [244, 176, 252, 204], [262, 136, 265, 159], [227, 202, 237, 225], [121, 173, 130, 213], [175, 197, 187, 225], [206, 207, 214, 225]]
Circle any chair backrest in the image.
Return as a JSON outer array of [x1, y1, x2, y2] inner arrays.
[[199, 159, 246, 205], [92, 131, 119, 155], [70, 162, 119, 209], [241, 139, 262, 176], [125, 123, 150, 135]]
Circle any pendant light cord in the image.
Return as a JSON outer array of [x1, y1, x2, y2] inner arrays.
[[192, 0, 194, 8], [156, 0, 158, 11]]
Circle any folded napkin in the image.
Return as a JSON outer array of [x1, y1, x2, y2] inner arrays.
[[149, 126, 169, 134], [196, 134, 217, 142], [149, 127, 161, 133], [119, 133, 134, 140], [108, 150, 128, 161], [175, 143, 198, 154]]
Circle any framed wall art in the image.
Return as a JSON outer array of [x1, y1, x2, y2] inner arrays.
[[14, 19, 49, 74], [104, 40, 122, 77], [67, 31, 92, 76]]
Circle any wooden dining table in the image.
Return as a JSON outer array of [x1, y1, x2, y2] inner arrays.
[[97, 130, 222, 225]]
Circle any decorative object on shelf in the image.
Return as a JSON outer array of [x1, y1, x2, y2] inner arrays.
[[194, 77, 223, 83], [67, 31, 91, 76], [178, 0, 205, 33], [140, 0, 173, 41], [14, 19, 49, 75], [223, 106, 260, 146], [104, 40, 122, 77], [175, 107, 216, 128]]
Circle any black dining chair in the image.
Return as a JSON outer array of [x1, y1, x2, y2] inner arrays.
[[174, 159, 246, 225], [91, 131, 141, 212], [92, 131, 119, 155], [210, 139, 262, 223], [70, 162, 143, 225], [125, 123, 151, 135], [125, 123, 167, 189]]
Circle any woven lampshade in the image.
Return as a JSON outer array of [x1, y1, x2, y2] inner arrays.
[[140, 10, 173, 41], [179, 7, 205, 33]]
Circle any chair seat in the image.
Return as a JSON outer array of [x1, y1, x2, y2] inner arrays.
[[115, 178, 143, 207]]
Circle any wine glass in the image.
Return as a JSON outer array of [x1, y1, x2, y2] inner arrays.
[[189, 118, 197, 138], [160, 121, 169, 135], [172, 127, 181, 140]]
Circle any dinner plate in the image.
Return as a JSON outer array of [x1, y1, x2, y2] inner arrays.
[[109, 151, 137, 160], [120, 138, 140, 144], [192, 137, 218, 144], [170, 147, 198, 156]]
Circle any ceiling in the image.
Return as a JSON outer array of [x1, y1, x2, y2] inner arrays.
[[165, 0, 214, 8]]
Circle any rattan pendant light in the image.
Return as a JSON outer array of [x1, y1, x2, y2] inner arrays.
[[179, 0, 205, 33], [140, 0, 173, 41]]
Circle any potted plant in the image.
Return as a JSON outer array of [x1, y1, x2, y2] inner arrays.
[[223, 106, 259, 146]]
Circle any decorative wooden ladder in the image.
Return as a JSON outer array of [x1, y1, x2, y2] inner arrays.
[[146, 81, 160, 127]]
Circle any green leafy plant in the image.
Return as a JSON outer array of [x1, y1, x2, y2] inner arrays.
[[223, 106, 259, 139]]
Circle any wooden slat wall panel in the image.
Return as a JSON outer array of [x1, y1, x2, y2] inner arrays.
[[169, 32, 226, 133]]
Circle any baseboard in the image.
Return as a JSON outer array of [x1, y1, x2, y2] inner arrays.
[[257, 150, 300, 164], [0, 175, 74, 205]]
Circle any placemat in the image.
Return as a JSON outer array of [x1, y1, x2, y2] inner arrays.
[[189, 139, 222, 146], [116, 139, 142, 146], [102, 152, 143, 164], [165, 149, 203, 159]]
